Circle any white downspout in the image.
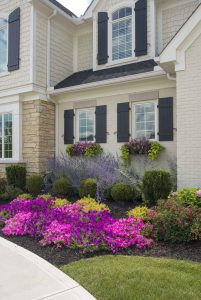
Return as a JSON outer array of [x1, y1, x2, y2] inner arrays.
[[47, 9, 57, 90], [167, 73, 176, 81], [47, 10, 58, 158]]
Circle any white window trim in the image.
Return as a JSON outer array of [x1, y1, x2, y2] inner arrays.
[[0, 13, 8, 74], [0, 98, 22, 163], [132, 100, 158, 141], [0, 112, 13, 159], [108, 1, 137, 66], [75, 107, 96, 143]]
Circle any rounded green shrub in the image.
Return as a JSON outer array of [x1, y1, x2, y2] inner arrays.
[[0, 178, 7, 194], [79, 178, 97, 198], [27, 175, 43, 195], [1, 185, 23, 201], [6, 165, 26, 190], [142, 169, 173, 205], [111, 183, 135, 202], [53, 177, 71, 196]]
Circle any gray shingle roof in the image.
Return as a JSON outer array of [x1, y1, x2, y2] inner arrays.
[[55, 60, 157, 89]]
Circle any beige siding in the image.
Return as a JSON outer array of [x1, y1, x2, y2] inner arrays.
[[177, 33, 201, 188], [77, 32, 93, 71], [57, 77, 176, 168], [35, 10, 48, 88], [157, 0, 201, 53], [0, 0, 31, 91], [50, 20, 74, 87]]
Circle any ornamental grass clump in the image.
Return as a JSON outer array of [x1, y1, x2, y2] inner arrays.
[[0, 197, 153, 253]]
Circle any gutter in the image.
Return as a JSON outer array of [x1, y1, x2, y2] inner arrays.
[[48, 69, 166, 95]]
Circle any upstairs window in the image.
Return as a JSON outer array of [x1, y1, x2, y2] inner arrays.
[[0, 16, 8, 73], [112, 7, 132, 61]]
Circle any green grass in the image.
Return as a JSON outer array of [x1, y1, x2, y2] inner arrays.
[[61, 256, 201, 300]]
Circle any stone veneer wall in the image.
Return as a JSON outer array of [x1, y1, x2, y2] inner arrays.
[[23, 100, 55, 175]]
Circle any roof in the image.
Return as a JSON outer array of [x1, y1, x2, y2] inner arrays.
[[48, 0, 77, 18], [55, 60, 157, 90]]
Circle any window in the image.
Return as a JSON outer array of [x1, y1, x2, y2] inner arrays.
[[76, 108, 95, 142], [0, 112, 13, 158], [132, 102, 157, 140], [112, 7, 132, 61], [0, 16, 8, 73]]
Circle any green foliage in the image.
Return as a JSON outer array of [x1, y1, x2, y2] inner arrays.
[[6, 165, 26, 190], [120, 145, 130, 164], [53, 177, 71, 196], [38, 194, 52, 200], [148, 142, 165, 161], [77, 197, 110, 212], [128, 206, 150, 219], [142, 170, 173, 205], [151, 199, 195, 243], [79, 178, 97, 198], [1, 185, 23, 201], [177, 188, 201, 207], [85, 144, 103, 158], [27, 175, 43, 195], [18, 194, 32, 200], [191, 209, 201, 240], [0, 178, 7, 194], [111, 183, 135, 202], [52, 198, 69, 207], [66, 145, 74, 157]]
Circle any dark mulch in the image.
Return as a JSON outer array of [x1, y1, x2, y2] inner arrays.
[[0, 231, 200, 267]]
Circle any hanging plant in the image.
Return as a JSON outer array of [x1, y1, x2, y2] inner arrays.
[[121, 138, 164, 163]]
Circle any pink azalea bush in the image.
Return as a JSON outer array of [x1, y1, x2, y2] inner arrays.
[[0, 198, 154, 253]]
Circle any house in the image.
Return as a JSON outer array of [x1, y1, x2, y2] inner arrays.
[[0, 0, 200, 189]]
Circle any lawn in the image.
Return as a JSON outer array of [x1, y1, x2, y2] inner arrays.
[[61, 256, 201, 300]]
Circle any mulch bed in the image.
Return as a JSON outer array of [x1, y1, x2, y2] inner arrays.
[[0, 231, 200, 267]]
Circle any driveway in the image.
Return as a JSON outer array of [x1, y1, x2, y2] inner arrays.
[[0, 238, 96, 300]]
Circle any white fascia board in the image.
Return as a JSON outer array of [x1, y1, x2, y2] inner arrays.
[[49, 70, 166, 96], [84, 0, 99, 19], [159, 5, 201, 64]]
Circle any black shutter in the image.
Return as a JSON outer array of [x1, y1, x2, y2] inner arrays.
[[117, 103, 130, 143], [158, 97, 173, 141], [96, 105, 107, 143], [8, 8, 20, 71], [64, 110, 74, 145], [97, 12, 108, 65], [135, 0, 147, 56]]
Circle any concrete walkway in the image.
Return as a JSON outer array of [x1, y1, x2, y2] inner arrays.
[[0, 238, 96, 300]]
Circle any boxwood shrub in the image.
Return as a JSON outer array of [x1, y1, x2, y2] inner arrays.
[[27, 175, 43, 195], [142, 169, 173, 205], [6, 165, 26, 190], [53, 177, 71, 196], [79, 178, 97, 198], [111, 183, 135, 202]]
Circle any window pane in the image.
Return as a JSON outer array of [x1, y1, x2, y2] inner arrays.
[[78, 110, 94, 142], [0, 22, 7, 73], [134, 104, 156, 140], [4, 113, 12, 158], [112, 7, 132, 21], [112, 18, 132, 61]]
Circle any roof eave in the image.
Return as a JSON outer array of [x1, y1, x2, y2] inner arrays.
[[49, 69, 166, 96]]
